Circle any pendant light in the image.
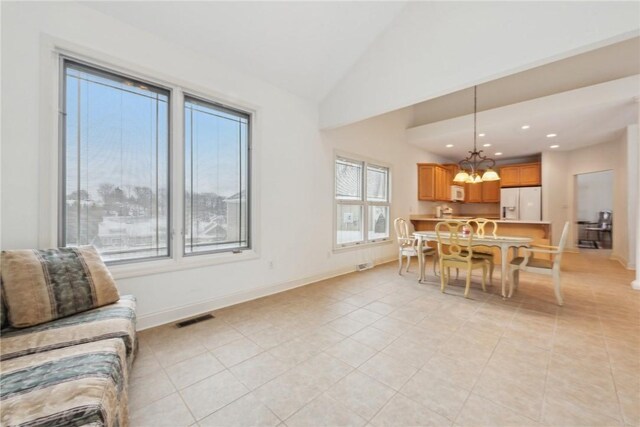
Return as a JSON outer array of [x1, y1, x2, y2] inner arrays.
[[453, 86, 500, 184]]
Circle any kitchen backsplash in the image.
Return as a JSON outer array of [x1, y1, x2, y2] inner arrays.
[[456, 202, 500, 216]]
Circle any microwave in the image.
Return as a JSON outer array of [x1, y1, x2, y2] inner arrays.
[[451, 185, 465, 202]]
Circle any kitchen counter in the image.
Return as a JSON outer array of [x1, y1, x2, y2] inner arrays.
[[410, 215, 552, 263], [409, 215, 550, 225]]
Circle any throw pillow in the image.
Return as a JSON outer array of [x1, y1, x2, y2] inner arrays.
[[1, 246, 120, 328]]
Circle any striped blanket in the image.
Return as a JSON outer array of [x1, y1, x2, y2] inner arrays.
[[1, 296, 137, 364], [0, 339, 129, 427]]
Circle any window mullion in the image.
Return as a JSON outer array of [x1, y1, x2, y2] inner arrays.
[[172, 88, 185, 262]]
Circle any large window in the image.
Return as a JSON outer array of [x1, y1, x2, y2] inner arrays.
[[184, 97, 250, 254], [335, 156, 390, 248], [61, 60, 170, 263]]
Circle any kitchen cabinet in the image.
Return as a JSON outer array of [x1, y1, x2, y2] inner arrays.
[[418, 164, 436, 200], [465, 179, 500, 203], [499, 162, 541, 187], [418, 163, 452, 201], [465, 182, 483, 203], [519, 163, 541, 186], [482, 179, 501, 202]]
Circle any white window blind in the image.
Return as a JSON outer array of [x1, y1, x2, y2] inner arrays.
[[335, 156, 390, 247], [184, 96, 250, 255], [61, 60, 170, 263]]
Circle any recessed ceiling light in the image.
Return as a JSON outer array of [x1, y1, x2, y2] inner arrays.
[[478, 133, 485, 137], [495, 152, 503, 156], [546, 133, 557, 138], [550, 145, 560, 149], [445, 144, 454, 148], [483, 143, 491, 147], [521, 125, 530, 130]]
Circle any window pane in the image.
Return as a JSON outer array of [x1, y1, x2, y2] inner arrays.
[[367, 165, 388, 202], [336, 158, 363, 200], [336, 205, 364, 245], [368, 206, 389, 240], [184, 97, 250, 254], [63, 61, 170, 262]]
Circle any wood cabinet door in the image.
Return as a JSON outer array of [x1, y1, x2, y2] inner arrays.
[[482, 180, 501, 202], [500, 166, 520, 187], [443, 164, 457, 184], [434, 166, 446, 201], [519, 163, 541, 186], [465, 182, 483, 203], [418, 164, 435, 200]]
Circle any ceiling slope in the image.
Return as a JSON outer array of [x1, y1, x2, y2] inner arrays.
[[81, 1, 407, 102], [319, 1, 640, 129]]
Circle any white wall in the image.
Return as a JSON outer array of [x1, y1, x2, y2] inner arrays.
[[320, 1, 640, 129], [0, 2, 443, 329], [576, 171, 614, 221], [627, 124, 639, 269], [542, 137, 634, 266]]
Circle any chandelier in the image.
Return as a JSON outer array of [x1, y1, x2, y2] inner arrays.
[[453, 86, 500, 184]]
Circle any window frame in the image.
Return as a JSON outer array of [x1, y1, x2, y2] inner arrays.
[[46, 47, 259, 278], [58, 57, 173, 265], [182, 93, 252, 257], [333, 152, 392, 251]]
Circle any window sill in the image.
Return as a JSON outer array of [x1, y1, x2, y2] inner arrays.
[[333, 239, 393, 253], [108, 250, 259, 280]]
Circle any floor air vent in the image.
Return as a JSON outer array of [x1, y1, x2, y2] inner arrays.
[[175, 313, 215, 328], [356, 262, 373, 271]]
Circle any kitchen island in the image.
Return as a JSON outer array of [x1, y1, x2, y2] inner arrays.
[[409, 215, 552, 264]]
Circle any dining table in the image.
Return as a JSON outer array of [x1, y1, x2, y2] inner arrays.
[[413, 231, 533, 298]]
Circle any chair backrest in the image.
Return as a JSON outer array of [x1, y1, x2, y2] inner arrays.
[[554, 221, 570, 267], [467, 218, 498, 238], [394, 218, 412, 247], [597, 210, 612, 230], [435, 220, 474, 262]]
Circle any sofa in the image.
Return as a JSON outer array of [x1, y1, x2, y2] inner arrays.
[[0, 247, 137, 427]]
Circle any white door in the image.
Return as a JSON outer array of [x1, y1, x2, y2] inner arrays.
[[500, 188, 519, 220], [519, 187, 541, 221]]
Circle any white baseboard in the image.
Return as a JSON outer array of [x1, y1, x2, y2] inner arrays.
[[610, 253, 632, 269], [136, 255, 396, 330]]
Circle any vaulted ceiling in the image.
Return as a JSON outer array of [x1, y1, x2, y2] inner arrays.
[[81, 1, 407, 102], [81, 1, 639, 134]]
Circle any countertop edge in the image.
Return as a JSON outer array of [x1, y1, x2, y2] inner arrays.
[[409, 216, 551, 225]]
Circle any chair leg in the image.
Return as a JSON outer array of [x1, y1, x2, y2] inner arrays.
[[553, 270, 563, 306], [398, 252, 403, 275], [464, 269, 472, 298], [509, 268, 518, 298], [433, 253, 439, 277], [405, 255, 411, 273], [440, 261, 446, 293], [481, 264, 487, 292], [488, 261, 494, 286], [455, 268, 459, 281]]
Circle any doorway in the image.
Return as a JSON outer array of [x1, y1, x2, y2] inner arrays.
[[575, 170, 614, 251]]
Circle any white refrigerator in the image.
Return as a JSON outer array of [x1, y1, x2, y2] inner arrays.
[[500, 187, 541, 221]]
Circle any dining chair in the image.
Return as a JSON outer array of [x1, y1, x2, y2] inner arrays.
[[435, 220, 489, 298], [462, 218, 497, 284], [584, 210, 612, 249], [508, 221, 570, 305], [394, 218, 437, 275]]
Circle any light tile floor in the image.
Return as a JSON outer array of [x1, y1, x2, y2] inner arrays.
[[131, 252, 639, 426]]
